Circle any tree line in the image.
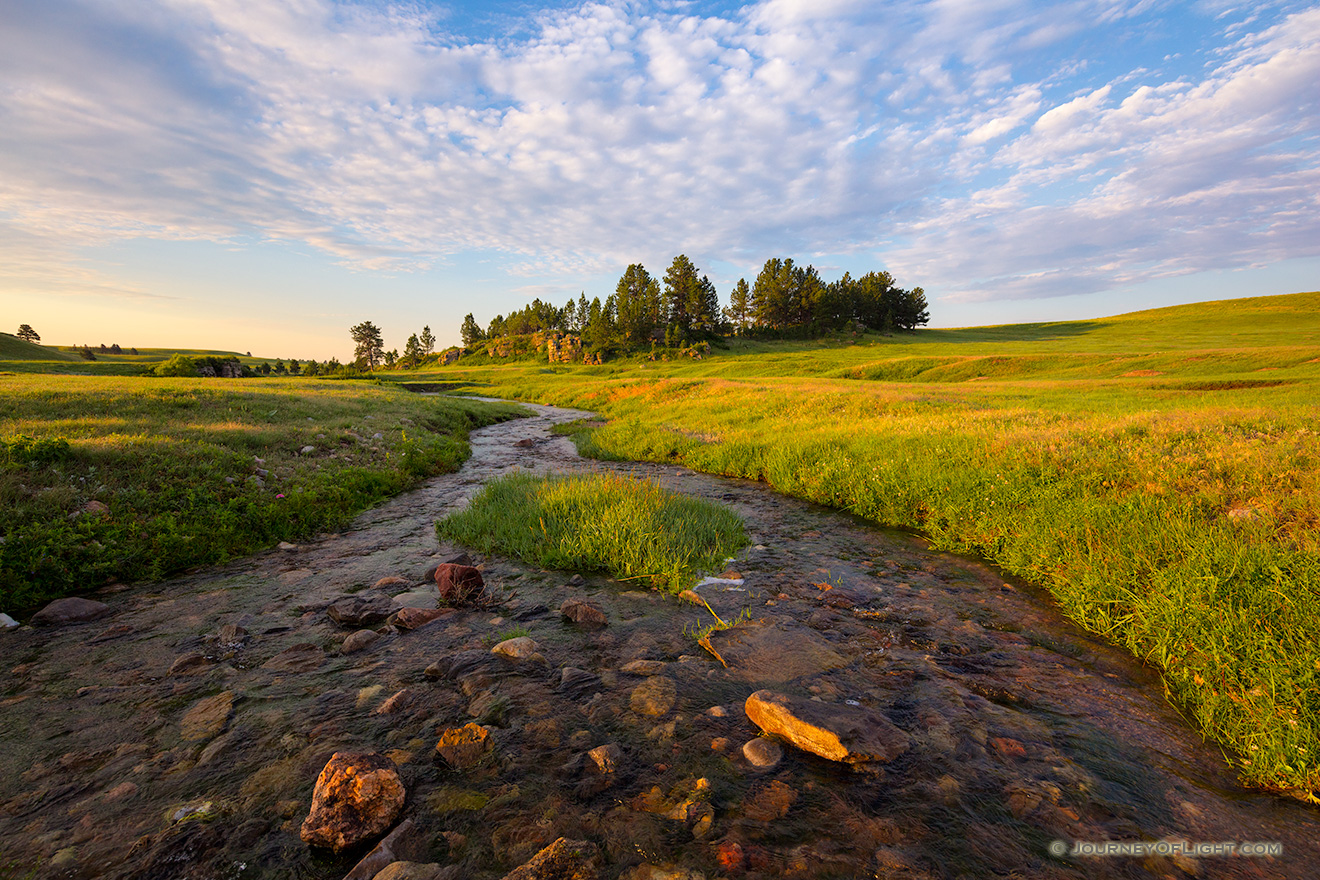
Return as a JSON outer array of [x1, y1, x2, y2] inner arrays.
[[460, 255, 928, 356]]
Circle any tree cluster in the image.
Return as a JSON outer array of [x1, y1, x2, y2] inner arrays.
[[735, 260, 929, 336]]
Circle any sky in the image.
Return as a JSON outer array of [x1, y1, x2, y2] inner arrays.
[[1, 0, 1318, 359]]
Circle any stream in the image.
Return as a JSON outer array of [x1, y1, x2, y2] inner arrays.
[[1, 401, 1317, 880]]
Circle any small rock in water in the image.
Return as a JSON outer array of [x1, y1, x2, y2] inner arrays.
[[621, 659, 667, 676], [168, 652, 213, 677], [560, 599, 607, 628], [567, 574, 586, 586], [587, 743, 623, 774], [374, 689, 414, 715], [180, 691, 234, 741], [742, 738, 783, 770], [30, 597, 112, 626], [300, 752, 405, 852], [434, 564, 484, 603], [375, 575, 411, 588], [558, 667, 601, 698], [341, 818, 417, 880], [435, 723, 492, 770], [341, 629, 381, 654], [217, 623, 248, 647], [492, 636, 541, 660], [373, 862, 449, 880], [501, 837, 601, 880], [327, 595, 393, 627], [395, 607, 449, 630], [261, 643, 326, 673], [743, 689, 908, 764], [630, 677, 677, 717]]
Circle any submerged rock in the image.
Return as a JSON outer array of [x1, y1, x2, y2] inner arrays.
[[328, 595, 393, 628], [742, 737, 783, 771], [743, 690, 908, 764], [300, 752, 405, 852], [341, 629, 381, 654], [30, 597, 111, 626], [630, 676, 677, 716], [492, 636, 541, 660], [500, 837, 601, 880], [435, 564, 484, 603], [435, 723, 492, 770], [180, 692, 234, 742], [261, 643, 326, 673], [395, 607, 450, 630], [560, 599, 607, 628]]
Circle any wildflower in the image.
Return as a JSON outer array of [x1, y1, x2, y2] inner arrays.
[[275, 493, 285, 499]]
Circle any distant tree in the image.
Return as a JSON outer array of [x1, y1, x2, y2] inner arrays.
[[403, 333, 424, 367], [99, 343, 108, 352], [350, 321, 385, 370], [130, 347, 139, 355], [79, 346, 96, 361], [151, 354, 198, 377], [15, 324, 40, 343], [289, 358, 301, 375], [460, 313, 484, 347], [258, 362, 271, 376], [110, 343, 122, 354], [614, 264, 662, 347], [724, 279, 751, 333], [419, 325, 436, 356], [383, 349, 398, 369], [303, 359, 320, 376]]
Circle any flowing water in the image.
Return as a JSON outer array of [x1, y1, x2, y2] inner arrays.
[[1, 402, 1317, 879]]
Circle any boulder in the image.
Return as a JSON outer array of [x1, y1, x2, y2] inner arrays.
[[587, 743, 622, 775], [300, 752, 405, 852], [560, 600, 607, 628], [327, 595, 393, 628], [30, 597, 111, 626], [501, 837, 601, 880], [743, 690, 908, 764], [434, 564, 484, 603], [342, 819, 420, 880]]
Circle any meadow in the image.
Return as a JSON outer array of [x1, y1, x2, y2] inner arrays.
[[0, 371, 522, 611], [401, 290, 1320, 798]]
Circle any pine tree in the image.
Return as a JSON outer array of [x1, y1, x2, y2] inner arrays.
[[15, 324, 40, 343], [724, 279, 751, 332], [350, 321, 385, 370], [403, 333, 423, 367], [460, 314, 484, 347], [419, 325, 436, 356]]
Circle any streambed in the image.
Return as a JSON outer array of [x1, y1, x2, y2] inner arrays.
[[1, 402, 1316, 879]]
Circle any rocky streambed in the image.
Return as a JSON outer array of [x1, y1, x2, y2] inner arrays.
[[2, 402, 1318, 880]]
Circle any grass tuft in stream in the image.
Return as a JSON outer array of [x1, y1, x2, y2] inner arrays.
[[437, 472, 746, 593]]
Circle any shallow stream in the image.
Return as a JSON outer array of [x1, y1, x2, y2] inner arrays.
[[2, 402, 1317, 879]]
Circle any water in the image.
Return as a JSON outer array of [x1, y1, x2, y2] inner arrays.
[[1, 402, 1316, 879]]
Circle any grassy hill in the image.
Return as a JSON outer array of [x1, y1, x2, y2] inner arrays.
[[0, 333, 79, 362], [398, 289, 1320, 799]]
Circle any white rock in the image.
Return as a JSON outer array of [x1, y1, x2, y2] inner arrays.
[[0, 613, 19, 629], [300, 445, 316, 454]]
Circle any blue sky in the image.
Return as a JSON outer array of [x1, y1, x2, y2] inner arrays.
[[2, 0, 1318, 358]]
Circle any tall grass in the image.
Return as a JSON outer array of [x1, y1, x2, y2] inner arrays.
[[0, 375, 524, 611], [407, 290, 1320, 797], [437, 472, 746, 593]]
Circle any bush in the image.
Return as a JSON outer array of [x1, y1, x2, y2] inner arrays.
[[151, 354, 197, 377]]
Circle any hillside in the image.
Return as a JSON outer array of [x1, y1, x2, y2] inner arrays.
[[0, 333, 79, 362]]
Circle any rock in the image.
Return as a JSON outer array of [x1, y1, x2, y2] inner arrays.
[[30, 597, 112, 626], [621, 659, 666, 676], [169, 652, 213, 676], [424, 554, 473, 582], [278, 541, 299, 551], [217, 623, 248, 647], [328, 595, 394, 628], [558, 667, 601, 698], [630, 677, 677, 716], [81, 500, 110, 517], [744, 779, 797, 822], [700, 621, 846, 683], [395, 607, 450, 630], [715, 841, 745, 874], [342, 630, 381, 654], [434, 564, 484, 603], [621, 865, 706, 880], [743, 690, 908, 764], [392, 590, 441, 610], [300, 752, 405, 852], [181, 692, 234, 742], [262, 643, 326, 673], [300, 446, 316, 455], [560, 600, 607, 628], [990, 737, 1027, 759], [435, 723, 492, 770], [742, 738, 783, 770], [374, 863, 450, 880], [342, 818, 418, 880], [501, 837, 601, 880], [0, 613, 18, 629], [677, 590, 703, 604], [587, 743, 623, 774], [567, 574, 586, 586], [492, 636, 540, 660], [375, 576, 411, 589], [374, 689, 413, 715]]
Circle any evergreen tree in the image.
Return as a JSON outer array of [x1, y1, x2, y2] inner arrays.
[[15, 324, 39, 343], [615, 264, 662, 347], [274, 359, 286, 374], [403, 333, 424, 367], [384, 349, 398, 369], [289, 359, 301, 375], [350, 320, 385, 370], [724, 279, 751, 332], [419, 325, 436, 356], [460, 314, 484, 347], [662, 255, 701, 335]]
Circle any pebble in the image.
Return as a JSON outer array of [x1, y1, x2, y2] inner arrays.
[[341, 630, 381, 654], [742, 738, 783, 770], [492, 636, 541, 660]]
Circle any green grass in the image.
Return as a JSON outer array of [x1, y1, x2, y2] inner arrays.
[[0, 334, 79, 362], [0, 375, 524, 612], [437, 472, 746, 593], [405, 290, 1320, 798]]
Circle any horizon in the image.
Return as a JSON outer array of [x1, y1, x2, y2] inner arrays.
[[3, 0, 1318, 360]]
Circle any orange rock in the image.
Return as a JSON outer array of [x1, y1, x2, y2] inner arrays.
[[743, 690, 908, 764], [300, 752, 405, 852], [435, 722, 491, 770]]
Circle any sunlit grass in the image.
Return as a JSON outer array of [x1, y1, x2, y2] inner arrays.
[[438, 472, 746, 594]]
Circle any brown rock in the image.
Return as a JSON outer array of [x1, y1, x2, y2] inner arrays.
[[342, 629, 381, 654], [434, 564, 484, 603], [621, 659, 666, 676], [300, 752, 406, 852], [630, 677, 677, 716], [492, 636, 540, 660], [375, 576, 411, 588], [375, 863, 451, 880], [262, 643, 326, 673], [587, 743, 623, 774], [30, 597, 112, 626], [701, 621, 846, 683], [677, 590, 703, 605], [424, 554, 473, 583], [395, 607, 451, 630], [328, 595, 393, 628], [217, 623, 248, 646], [169, 652, 213, 676], [560, 599, 607, 628], [743, 690, 908, 764], [343, 818, 419, 880], [374, 689, 414, 715], [181, 692, 234, 742], [991, 737, 1027, 759], [744, 779, 797, 822], [501, 837, 601, 880], [742, 737, 782, 770], [435, 722, 491, 770]]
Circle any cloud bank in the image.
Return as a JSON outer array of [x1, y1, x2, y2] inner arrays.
[[2, 0, 1317, 301]]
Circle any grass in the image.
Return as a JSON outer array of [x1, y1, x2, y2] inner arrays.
[[0, 375, 524, 612], [437, 473, 747, 594], [403, 289, 1320, 798]]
